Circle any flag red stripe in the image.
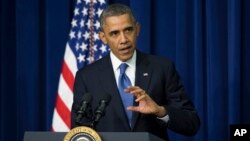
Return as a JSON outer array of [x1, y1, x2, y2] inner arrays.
[[55, 95, 71, 128], [51, 127, 54, 132], [62, 61, 75, 91]]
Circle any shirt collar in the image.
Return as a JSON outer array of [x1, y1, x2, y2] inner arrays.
[[110, 50, 137, 71]]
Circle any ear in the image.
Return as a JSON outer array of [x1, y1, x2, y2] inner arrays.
[[99, 31, 107, 44], [136, 22, 140, 36]]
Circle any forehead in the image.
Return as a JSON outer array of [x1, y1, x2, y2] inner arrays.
[[103, 14, 134, 31]]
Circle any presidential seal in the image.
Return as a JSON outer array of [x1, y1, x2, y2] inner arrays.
[[63, 126, 102, 141]]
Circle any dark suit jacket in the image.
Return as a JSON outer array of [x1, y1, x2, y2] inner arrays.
[[71, 51, 200, 141]]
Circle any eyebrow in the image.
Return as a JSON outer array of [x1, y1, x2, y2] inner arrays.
[[124, 26, 134, 31], [109, 30, 119, 36], [108, 25, 134, 35]]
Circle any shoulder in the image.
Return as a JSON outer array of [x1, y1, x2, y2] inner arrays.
[[76, 54, 110, 75], [138, 51, 174, 67]]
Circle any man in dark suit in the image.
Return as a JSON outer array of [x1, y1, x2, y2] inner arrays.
[[71, 3, 200, 141]]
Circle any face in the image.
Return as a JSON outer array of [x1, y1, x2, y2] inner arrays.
[[99, 14, 140, 62]]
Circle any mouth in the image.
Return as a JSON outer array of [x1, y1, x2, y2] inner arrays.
[[119, 46, 132, 54]]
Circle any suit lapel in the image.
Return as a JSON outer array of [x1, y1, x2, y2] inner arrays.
[[131, 51, 152, 129], [97, 55, 131, 130]]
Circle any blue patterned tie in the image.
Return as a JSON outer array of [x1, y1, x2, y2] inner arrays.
[[118, 63, 133, 126]]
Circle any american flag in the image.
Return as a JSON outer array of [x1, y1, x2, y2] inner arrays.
[[51, 0, 108, 131]]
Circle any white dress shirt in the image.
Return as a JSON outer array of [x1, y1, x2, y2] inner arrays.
[[110, 51, 136, 86], [110, 51, 169, 123]]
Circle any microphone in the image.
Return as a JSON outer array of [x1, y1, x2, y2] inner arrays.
[[91, 94, 111, 129], [75, 93, 92, 125]]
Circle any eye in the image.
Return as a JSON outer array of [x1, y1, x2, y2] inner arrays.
[[125, 27, 134, 33], [109, 31, 119, 37]]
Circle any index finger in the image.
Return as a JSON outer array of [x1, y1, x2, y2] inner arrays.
[[126, 86, 140, 91]]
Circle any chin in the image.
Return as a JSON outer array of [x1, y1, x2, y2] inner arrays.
[[121, 55, 133, 61]]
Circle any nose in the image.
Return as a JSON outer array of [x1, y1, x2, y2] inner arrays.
[[120, 32, 128, 44]]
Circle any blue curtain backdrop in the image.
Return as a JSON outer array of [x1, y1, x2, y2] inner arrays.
[[1, 0, 250, 141]]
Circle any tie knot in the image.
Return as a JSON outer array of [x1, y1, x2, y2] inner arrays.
[[119, 63, 128, 74]]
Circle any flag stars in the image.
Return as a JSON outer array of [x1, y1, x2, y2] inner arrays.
[[74, 8, 80, 16], [82, 7, 88, 16], [75, 43, 80, 50], [94, 21, 100, 29], [86, 20, 91, 29], [96, 8, 103, 17], [80, 43, 88, 51], [69, 31, 75, 39], [77, 53, 86, 63], [98, 0, 105, 5], [85, 0, 91, 4], [83, 31, 90, 40], [98, 55, 103, 59], [100, 45, 107, 53], [71, 19, 77, 27], [87, 56, 94, 63], [80, 20, 85, 27], [91, 9, 96, 17], [77, 0, 81, 4], [93, 32, 99, 41], [93, 45, 97, 51], [77, 32, 82, 39]]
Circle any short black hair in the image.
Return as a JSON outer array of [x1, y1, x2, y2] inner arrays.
[[100, 3, 136, 30]]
